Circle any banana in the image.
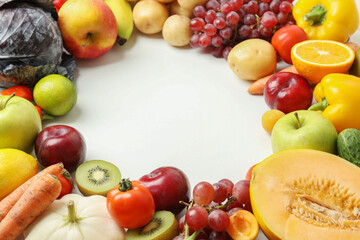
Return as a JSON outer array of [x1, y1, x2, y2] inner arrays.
[[104, 0, 133, 45]]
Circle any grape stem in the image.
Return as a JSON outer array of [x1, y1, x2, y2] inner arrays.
[[184, 230, 200, 240]]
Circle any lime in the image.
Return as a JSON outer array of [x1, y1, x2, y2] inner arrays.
[[34, 74, 77, 116], [0, 148, 38, 200]]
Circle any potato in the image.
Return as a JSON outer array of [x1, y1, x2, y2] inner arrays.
[[133, 0, 169, 34], [178, 0, 207, 11], [227, 39, 277, 81], [157, 0, 175, 3], [169, 1, 193, 18], [162, 15, 192, 47]]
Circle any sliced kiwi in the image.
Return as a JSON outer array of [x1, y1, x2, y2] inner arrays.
[[75, 160, 121, 196], [126, 211, 179, 240]]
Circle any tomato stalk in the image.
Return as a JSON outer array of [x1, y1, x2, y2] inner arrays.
[[118, 178, 132, 192]]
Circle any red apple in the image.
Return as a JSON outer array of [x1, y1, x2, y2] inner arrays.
[[35, 125, 86, 172], [139, 166, 190, 215], [264, 72, 313, 114], [57, 0, 118, 59]]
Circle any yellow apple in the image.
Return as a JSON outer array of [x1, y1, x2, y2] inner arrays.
[[57, 0, 118, 59]]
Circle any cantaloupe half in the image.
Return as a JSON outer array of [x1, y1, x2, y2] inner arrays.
[[250, 149, 360, 240]]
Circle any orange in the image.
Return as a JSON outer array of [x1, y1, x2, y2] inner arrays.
[[291, 40, 355, 83]]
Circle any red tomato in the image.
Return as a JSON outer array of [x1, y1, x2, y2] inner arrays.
[[271, 25, 308, 64], [0, 85, 33, 102], [245, 164, 257, 181], [106, 179, 155, 229], [34, 105, 42, 120], [57, 169, 74, 199], [53, 0, 68, 12]]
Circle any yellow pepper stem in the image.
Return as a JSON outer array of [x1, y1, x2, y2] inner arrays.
[[303, 4, 327, 26], [308, 97, 328, 111]]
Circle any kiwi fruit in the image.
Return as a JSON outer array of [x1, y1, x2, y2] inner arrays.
[[75, 160, 121, 196], [126, 211, 179, 240]]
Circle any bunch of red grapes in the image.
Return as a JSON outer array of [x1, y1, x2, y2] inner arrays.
[[173, 179, 251, 240], [189, 0, 295, 59]]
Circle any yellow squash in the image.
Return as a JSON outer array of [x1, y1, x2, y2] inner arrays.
[[310, 73, 360, 133], [293, 0, 359, 42]]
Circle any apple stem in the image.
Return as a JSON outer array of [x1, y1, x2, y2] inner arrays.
[[82, 33, 93, 47], [294, 112, 302, 129], [2, 93, 16, 109]]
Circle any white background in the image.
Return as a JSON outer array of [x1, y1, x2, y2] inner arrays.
[[4, 0, 360, 239]]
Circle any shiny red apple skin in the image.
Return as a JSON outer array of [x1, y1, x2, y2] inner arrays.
[[264, 72, 313, 114], [35, 125, 86, 172], [139, 166, 190, 215]]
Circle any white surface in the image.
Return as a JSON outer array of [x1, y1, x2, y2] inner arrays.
[[45, 30, 271, 239], [41, 25, 360, 240]]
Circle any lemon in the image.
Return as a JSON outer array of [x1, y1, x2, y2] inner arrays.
[[34, 74, 77, 116], [0, 148, 38, 200]]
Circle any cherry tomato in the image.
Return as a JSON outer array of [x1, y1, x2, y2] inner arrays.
[[271, 25, 308, 64], [57, 169, 74, 199], [53, 0, 68, 12], [106, 179, 155, 229], [245, 164, 257, 181], [0, 85, 33, 102], [34, 105, 43, 120]]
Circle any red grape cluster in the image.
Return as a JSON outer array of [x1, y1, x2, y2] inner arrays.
[[173, 179, 251, 240], [190, 0, 295, 59]]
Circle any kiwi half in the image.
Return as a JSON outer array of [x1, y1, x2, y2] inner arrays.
[[75, 160, 121, 196], [126, 211, 179, 240]]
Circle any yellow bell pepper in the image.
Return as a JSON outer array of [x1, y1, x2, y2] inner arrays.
[[293, 0, 359, 42], [309, 73, 360, 133]]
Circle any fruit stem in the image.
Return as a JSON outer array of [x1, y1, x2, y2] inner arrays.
[[294, 112, 302, 129], [184, 230, 200, 240], [2, 93, 15, 109], [67, 200, 79, 223], [42, 113, 54, 120], [308, 97, 328, 112], [303, 4, 327, 26], [214, 196, 237, 210], [118, 178, 132, 192], [117, 37, 127, 46]]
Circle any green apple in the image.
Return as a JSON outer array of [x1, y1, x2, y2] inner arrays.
[[0, 94, 42, 153], [271, 110, 338, 154]]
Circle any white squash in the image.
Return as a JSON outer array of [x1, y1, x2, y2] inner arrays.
[[23, 194, 125, 240]]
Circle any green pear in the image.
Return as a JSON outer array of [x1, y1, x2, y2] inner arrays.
[[0, 95, 42, 153]]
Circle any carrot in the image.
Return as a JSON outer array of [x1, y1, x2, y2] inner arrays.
[[247, 65, 298, 95], [0, 162, 63, 222], [0, 173, 61, 240]]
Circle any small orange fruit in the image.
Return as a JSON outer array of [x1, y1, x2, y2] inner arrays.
[[291, 40, 355, 83], [227, 209, 259, 240], [261, 109, 285, 134]]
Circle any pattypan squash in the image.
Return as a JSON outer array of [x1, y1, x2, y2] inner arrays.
[[23, 194, 125, 240]]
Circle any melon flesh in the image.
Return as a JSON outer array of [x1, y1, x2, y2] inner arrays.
[[250, 149, 360, 240]]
